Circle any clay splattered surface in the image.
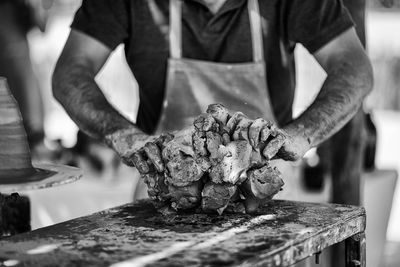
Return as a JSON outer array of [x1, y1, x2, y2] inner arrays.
[[0, 200, 365, 267]]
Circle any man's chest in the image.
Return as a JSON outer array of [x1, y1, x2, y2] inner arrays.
[[127, 0, 281, 63]]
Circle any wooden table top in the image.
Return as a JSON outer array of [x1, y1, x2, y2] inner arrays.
[[0, 200, 365, 267]]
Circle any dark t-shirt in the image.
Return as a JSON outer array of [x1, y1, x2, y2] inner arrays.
[[71, 0, 353, 134]]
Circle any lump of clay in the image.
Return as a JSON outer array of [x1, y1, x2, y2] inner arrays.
[[219, 141, 253, 184], [143, 167, 203, 211], [207, 140, 252, 185], [242, 163, 284, 200], [168, 180, 203, 210], [143, 104, 284, 214], [201, 182, 237, 214], [142, 172, 169, 205], [162, 140, 205, 187]]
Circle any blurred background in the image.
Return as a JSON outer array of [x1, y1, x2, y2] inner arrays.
[[1, 0, 399, 266]]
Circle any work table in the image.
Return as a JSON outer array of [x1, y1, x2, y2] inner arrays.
[[0, 199, 366, 267]]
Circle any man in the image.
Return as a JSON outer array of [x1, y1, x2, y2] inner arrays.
[[52, 0, 372, 206]]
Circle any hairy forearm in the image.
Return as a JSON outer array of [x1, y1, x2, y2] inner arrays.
[[52, 61, 140, 142], [283, 55, 373, 150]]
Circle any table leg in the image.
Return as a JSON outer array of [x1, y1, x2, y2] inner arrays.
[[0, 193, 31, 237], [345, 232, 366, 267]]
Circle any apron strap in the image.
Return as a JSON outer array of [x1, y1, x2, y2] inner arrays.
[[169, 0, 182, 59], [169, 0, 264, 62], [248, 0, 264, 63]]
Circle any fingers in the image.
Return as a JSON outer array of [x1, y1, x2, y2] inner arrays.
[[203, 114, 219, 132], [131, 150, 150, 173], [199, 107, 288, 161], [192, 131, 208, 157], [262, 132, 286, 160], [206, 103, 230, 125], [226, 112, 246, 135], [143, 142, 164, 172], [155, 133, 174, 148], [194, 113, 219, 132], [193, 113, 224, 157], [225, 111, 253, 142], [260, 122, 278, 143], [131, 134, 172, 174], [203, 107, 276, 148], [232, 116, 252, 141], [143, 172, 169, 202], [134, 143, 164, 174], [221, 132, 230, 146], [206, 131, 223, 158], [248, 118, 271, 149]]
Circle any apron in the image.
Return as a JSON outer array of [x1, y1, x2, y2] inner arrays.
[[156, 0, 276, 133]]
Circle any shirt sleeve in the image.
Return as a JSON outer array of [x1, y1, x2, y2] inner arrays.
[[71, 0, 130, 50], [283, 0, 354, 53]]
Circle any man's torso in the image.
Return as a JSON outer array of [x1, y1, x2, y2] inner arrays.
[[71, 0, 353, 133], [125, 0, 296, 133]]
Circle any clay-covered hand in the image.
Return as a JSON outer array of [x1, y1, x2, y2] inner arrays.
[[206, 103, 269, 150], [105, 128, 173, 173], [207, 103, 308, 161], [260, 126, 310, 161], [206, 103, 252, 142]]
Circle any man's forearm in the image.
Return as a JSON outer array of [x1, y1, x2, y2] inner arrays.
[[283, 54, 373, 150], [52, 61, 140, 142]]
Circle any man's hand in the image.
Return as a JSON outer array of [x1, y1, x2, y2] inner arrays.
[[276, 126, 311, 161], [206, 103, 310, 161], [105, 128, 173, 174]]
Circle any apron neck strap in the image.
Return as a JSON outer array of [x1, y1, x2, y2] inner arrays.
[[169, 0, 264, 63], [169, 0, 183, 59], [248, 0, 264, 63]]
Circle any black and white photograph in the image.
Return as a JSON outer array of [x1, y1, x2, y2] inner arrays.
[[0, 0, 399, 266]]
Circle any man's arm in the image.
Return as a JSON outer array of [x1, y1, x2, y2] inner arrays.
[[53, 30, 164, 168], [52, 30, 139, 140], [281, 27, 373, 160]]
